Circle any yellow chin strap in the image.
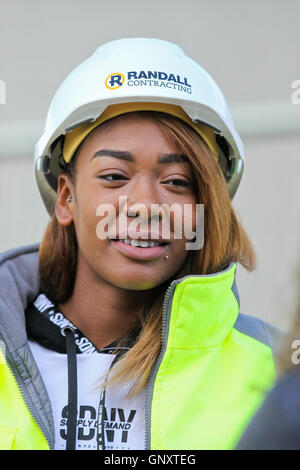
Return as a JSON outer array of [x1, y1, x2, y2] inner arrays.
[[63, 102, 219, 163]]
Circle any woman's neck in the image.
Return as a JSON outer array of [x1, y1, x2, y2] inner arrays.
[[58, 256, 153, 351]]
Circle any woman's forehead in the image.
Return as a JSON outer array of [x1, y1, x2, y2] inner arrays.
[[77, 113, 180, 157], [87, 111, 167, 136]]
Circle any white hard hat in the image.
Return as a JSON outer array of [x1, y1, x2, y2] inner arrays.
[[35, 37, 244, 215]]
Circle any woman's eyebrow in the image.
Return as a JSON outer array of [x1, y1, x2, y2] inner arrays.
[[91, 149, 188, 164], [158, 153, 188, 164], [91, 149, 133, 162]]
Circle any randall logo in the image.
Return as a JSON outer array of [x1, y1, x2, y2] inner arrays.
[[105, 70, 192, 94], [105, 73, 125, 89]]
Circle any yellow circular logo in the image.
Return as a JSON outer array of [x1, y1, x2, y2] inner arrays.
[[105, 73, 125, 89]]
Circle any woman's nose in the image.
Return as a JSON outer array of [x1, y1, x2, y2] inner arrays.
[[125, 179, 162, 222]]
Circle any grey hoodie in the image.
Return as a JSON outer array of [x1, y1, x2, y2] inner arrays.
[[0, 244, 55, 449]]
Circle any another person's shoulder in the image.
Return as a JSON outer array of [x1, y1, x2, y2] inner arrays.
[[236, 368, 300, 450]]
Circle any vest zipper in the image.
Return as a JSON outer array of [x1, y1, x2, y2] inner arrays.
[[144, 279, 179, 450], [2, 346, 52, 449]]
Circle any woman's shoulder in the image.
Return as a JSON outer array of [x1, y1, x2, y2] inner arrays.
[[233, 312, 287, 369], [0, 243, 40, 266], [0, 244, 40, 329], [233, 312, 286, 348]]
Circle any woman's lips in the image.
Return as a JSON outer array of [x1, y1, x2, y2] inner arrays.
[[111, 239, 169, 260]]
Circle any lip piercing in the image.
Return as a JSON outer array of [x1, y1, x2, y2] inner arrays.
[[164, 256, 169, 259], [67, 195, 72, 203]]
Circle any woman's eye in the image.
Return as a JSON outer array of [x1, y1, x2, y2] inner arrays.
[[163, 179, 191, 188], [98, 173, 127, 182]]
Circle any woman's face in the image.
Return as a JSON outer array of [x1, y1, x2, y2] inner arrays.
[[58, 113, 198, 290]]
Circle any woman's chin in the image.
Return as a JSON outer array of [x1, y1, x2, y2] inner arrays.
[[111, 277, 164, 291]]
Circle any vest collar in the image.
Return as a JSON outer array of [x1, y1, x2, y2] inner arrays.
[[165, 263, 239, 349]]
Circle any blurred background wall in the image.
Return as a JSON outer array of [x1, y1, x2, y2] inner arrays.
[[0, 0, 299, 331]]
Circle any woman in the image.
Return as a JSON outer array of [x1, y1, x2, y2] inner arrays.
[[0, 38, 283, 450]]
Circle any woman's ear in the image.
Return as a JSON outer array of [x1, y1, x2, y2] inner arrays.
[[55, 174, 74, 226]]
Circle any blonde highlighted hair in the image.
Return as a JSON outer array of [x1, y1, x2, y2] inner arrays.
[[39, 111, 255, 396]]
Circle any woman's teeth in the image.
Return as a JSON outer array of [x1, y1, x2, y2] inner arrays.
[[118, 239, 163, 247]]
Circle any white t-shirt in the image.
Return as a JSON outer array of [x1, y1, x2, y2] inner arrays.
[[27, 294, 146, 451], [29, 342, 146, 450]]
